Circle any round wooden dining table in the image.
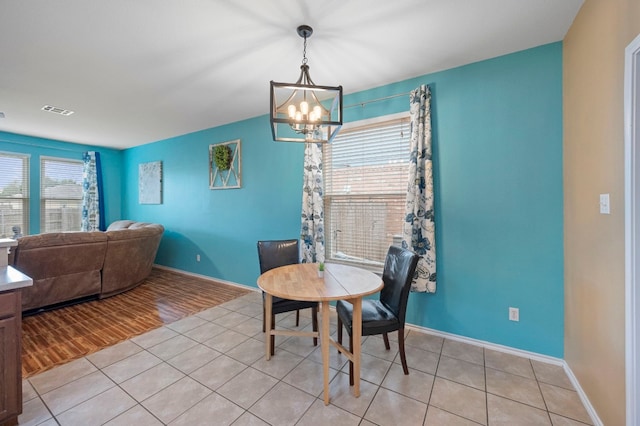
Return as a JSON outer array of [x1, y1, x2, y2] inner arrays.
[[257, 262, 383, 405]]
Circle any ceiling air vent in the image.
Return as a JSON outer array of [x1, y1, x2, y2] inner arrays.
[[42, 105, 74, 116]]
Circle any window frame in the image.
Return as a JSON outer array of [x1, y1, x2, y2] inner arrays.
[[40, 156, 84, 234], [323, 112, 410, 273], [0, 151, 30, 238]]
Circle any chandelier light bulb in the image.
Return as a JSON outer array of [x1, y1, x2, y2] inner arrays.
[[313, 106, 322, 120], [300, 101, 309, 115]]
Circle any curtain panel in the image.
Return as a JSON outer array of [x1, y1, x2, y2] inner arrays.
[[403, 85, 437, 292], [81, 151, 105, 231], [300, 142, 325, 263]]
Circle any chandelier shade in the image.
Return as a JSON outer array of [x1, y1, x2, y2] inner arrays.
[[270, 25, 342, 143]]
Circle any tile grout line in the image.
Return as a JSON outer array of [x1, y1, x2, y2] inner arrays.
[[21, 292, 590, 425]]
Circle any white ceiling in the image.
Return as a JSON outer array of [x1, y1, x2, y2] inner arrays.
[[0, 0, 583, 150]]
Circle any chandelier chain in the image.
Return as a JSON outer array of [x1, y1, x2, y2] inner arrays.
[[302, 35, 308, 65]]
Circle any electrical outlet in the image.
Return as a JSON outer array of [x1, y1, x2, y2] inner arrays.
[[196, 254, 201, 262], [509, 307, 519, 322]]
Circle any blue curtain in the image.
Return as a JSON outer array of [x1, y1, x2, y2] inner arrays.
[[300, 143, 325, 263], [402, 85, 437, 292], [81, 151, 105, 231]]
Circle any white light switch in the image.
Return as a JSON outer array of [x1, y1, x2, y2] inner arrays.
[[599, 194, 610, 214]]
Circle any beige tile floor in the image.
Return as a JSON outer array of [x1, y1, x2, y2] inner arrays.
[[18, 291, 593, 426]]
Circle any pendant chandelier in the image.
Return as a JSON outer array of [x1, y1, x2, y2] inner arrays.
[[270, 25, 342, 143]]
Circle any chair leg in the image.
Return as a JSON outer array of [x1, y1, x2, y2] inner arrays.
[[337, 317, 343, 345], [262, 304, 266, 333], [312, 306, 318, 346], [349, 334, 354, 386], [383, 332, 390, 350], [295, 309, 300, 326], [398, 327, 409, 375], [270, 313, 276, 356]]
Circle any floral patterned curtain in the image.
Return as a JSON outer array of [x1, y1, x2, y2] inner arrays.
[[402, 85, 437, 292], [81, 151, 105, 231], [300, 143, 325, 263]]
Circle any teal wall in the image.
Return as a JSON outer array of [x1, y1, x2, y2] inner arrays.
[[0, 131, 124, 233], [404, 44, 564, 356], [121, 116, 306, 283], [123, 42, 564, 357], [2, 42, 563, 357]]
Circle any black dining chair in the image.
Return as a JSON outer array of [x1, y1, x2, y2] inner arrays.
[[257, 239, 319, 356], [336, 245, 419, 383]]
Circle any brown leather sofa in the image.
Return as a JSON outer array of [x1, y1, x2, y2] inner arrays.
[[10, 220, 164, 312]]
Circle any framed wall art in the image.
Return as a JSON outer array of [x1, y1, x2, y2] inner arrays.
[[139, 161, 162, 204], [209, 139, 241, 189]]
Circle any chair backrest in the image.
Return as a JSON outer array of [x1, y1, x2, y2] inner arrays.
[[380, 245, 420, 324], [257, 239, 300, 274]]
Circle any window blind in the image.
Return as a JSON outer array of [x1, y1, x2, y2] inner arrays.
[[324, 117, 410, 270], [40, 157, 83, 233], [0, 152, 29, 238]]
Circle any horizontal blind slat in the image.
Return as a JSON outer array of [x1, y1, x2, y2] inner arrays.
[[323, 116, 410, 270]]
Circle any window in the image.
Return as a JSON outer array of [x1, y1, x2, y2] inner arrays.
[[324, 115, 410, 271], [0, 152, 29, 238], [40, 157, 83, 233]]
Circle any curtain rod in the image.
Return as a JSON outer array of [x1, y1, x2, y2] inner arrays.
[[344, 91, 412, 109]]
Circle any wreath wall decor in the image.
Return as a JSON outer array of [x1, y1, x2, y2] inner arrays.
[[214, 144, 232, 170], [209, 139, 241, 189]]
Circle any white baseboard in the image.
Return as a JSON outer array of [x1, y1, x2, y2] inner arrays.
[[152, 264, 259, 293], [561, 363, 604, 426], [153, 264, 602, 425]]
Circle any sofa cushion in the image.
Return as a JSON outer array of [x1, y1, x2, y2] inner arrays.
[[106, 220, 136, 231], [104, 225, 163, 241], [128, 222, 152, 229]]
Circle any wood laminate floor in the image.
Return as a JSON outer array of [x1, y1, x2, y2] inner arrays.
[[21, 268, 251, 378]]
